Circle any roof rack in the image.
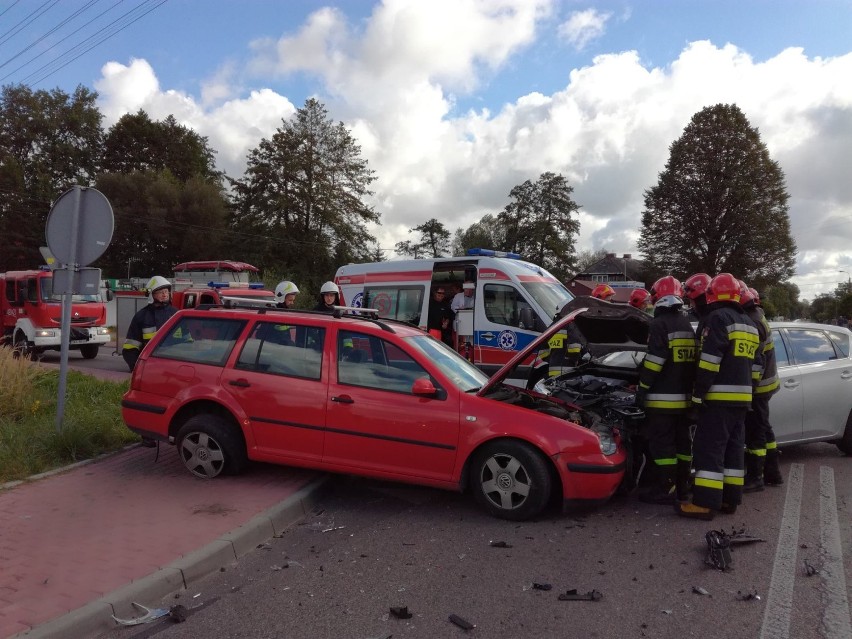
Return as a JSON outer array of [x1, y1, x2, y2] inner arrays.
[[208, 300, 398, 333]]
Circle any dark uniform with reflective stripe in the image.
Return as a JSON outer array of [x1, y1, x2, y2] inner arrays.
[[545, 323, 586, 376], [122, 303, 178, 371], [691, 303, 761, 510], [744, 304, 782, 484], [638, 307, 698, 500]]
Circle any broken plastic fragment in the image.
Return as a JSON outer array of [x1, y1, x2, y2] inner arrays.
[[803, 559, 819, 576], [704, 530, 733, 571], [692, 586, 711, 596], [736, 590, 761, 601], [390, 606, 413, 619], [557, 589, 603, 601], [112, 602, 170, 626], [490, 541, 513, 548], [532, 583, 553, 591], [169, 605, 188, 623], [449, 613, 475, 630]]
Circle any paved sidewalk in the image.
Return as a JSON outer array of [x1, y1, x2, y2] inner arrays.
[[0, 445, 325, 639]]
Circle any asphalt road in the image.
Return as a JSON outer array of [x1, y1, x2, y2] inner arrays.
[[36, 344, 131, 382], [97, 442, 851, 639]]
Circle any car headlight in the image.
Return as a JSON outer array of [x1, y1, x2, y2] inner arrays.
[[533, 380, 550, 395], [597, 430, 617, 456], [35, 329, 56, 338], [97, 327, 111, 335]]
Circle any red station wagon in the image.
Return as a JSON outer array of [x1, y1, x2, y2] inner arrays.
[[121, 305, 630, 520]]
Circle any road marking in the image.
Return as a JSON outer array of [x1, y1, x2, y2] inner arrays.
[[819, 466, 852, 638], [760, 462, 804, 639]]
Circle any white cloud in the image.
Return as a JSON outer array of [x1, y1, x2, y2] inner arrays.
[[91, 3, 852, 298], [557, 8, 612, 51]]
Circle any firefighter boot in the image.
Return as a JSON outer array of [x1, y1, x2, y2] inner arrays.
[[743, 454, 765, 493], [675, 501, 715, 521], [676, 460, 692, 503], [764, 448, 784, 486], [638, 464, 676, 505]]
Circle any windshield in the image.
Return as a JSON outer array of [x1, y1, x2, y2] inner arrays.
[[521, 281, 574, 321], [40, 278, 101, 303], [405, 335, 489, 392]]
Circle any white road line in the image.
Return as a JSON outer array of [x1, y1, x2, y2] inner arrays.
[[819, 466, 852, 638], [761, 462, 804, 639]]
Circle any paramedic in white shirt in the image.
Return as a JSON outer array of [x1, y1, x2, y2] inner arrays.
[[451, 281, 475, 312]]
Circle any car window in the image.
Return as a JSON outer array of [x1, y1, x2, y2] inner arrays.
[[236, 321, 324, 379], [827, 330, 850, 357], [786, 328, 839, 364], [772, 329, 791, 368], [364, 286, 424, 326], [337, 330, 429, 393], [152, 317, 245, 366], [483, 283, 531, 327]]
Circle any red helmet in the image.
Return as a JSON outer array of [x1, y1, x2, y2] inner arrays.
[[749, 287, 761, 305], [683, 273, 711, 301], [591, 284, 615, 301], [650, 275, 684, 306], [706, 273, 741, 304], [738, 280, 756, 306], [628, 288, 651, 309]]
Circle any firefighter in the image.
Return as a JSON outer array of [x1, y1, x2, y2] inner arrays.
[[682, 273, 712, 327], [274, 280, 300, 308], [122, 276, 178, 372], [635, 276, 697, 504], [677, 273, 761, 520], [741, 284, 783, 490], [314, 281, 340, 312], [591, 283, 615, 301], [629, 288, 652, 313]]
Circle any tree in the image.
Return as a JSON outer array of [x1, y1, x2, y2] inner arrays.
[[0, 84, 102, 270], [452, 213, 506, 256], [638, 104, 796, 290], [229, 98, 380, 287], [395, 218, 451, 258], [573, 248, 610, 275], [762, 281, 801, 320], [498, 172, 581, 281]]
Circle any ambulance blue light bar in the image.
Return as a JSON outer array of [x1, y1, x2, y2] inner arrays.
[[207, 281, 266, 289], [466, 248, 522, 259]]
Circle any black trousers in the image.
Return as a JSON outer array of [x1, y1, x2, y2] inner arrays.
[[745, 394, 776, 453], [644, 411, 692, 467], [692, 404, 747, 510]]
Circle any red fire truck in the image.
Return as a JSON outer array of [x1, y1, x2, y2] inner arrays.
[[0, 267, 111, 359]]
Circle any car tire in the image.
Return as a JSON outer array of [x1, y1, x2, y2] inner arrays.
[[177, 414, 247, 479], [836, 410, 852, 455], [12, 331, 31, 358], [470, 440, 552, 521], [79, 344, 99, 359]]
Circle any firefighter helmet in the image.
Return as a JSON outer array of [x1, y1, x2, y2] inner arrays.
[[591, 284, 615, 301], [706, 273, 741, 304], [320, 281, 340, 295], [274, 280, 299, 300], [738, 280, 756, 306], [145, 276, 171, 294], [683, 273, 711, 301], [749, 287, 761, 305], [650, 276, 684, 307], [628, 288, 651, 310]]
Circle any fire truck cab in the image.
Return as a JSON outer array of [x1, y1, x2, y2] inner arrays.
[[0, 267, 110, 359], [334, 249, 574, 376]]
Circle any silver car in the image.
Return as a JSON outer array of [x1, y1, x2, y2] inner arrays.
[[769, 321, 852, 453]]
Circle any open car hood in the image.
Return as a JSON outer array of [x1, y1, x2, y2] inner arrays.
[[479, 298, 651, 396]]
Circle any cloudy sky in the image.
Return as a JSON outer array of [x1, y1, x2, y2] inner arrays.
[[3, 0, 851, 299]]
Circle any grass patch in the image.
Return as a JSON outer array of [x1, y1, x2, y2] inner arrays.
[[0, 347, 138, 484]]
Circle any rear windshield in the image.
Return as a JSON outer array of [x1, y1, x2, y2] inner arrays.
[[151, 316, 246, 366]]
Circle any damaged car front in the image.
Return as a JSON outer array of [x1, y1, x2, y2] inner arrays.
[[476, 300, 651, 509]]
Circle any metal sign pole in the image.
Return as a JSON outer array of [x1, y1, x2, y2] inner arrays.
[[55, 187, 82, 432]]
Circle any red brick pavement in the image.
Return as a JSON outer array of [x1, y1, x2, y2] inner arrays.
[[0, 446, 317, 638]]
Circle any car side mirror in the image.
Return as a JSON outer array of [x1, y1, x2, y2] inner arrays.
[[519, 307, 536, 330], [412, 377, 438, 397]]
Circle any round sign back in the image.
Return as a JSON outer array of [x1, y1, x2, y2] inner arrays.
[[45, 186, 114, 266]]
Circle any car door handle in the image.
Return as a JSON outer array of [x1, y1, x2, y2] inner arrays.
[[331, 395, 354, 404], [229, 379, 251, 388], [783, 379, 799, 389]]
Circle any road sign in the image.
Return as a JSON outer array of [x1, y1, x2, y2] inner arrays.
[[45, 186, 114, 266]]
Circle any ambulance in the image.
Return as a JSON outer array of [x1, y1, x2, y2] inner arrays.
[[334, 249, 574, 376]]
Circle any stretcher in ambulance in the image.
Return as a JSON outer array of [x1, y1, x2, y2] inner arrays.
[[334, 249, 574, 376]]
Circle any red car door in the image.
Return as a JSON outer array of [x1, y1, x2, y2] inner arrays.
[[223, 319, 328, 464], [324, 328, 461, 482]]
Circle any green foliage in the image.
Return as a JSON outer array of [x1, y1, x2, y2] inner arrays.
[[0, 84, 103, 270], [0, 358, 135, 484], [761, 281, 802, 320], [395, 218, 451, 258], [638, 104, 796, 290], [452, 213, 506, 256], [229, 98, 381, 289], [498, 172, 581, 281]]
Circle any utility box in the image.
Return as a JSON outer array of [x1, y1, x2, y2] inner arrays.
[[114, 291, 148, 353]]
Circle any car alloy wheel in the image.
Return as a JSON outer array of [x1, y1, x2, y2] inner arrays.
[[177, 414, 247, 479], [471, 440, 551, 521]]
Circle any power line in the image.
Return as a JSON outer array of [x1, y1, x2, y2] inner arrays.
[[0, 1, 22, 21], [0, 0, 57, 48]]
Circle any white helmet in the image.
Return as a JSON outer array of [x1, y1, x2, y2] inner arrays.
[[320, 281, 339, 295], [274, 280, 299, 299], [145, 275, 171, 294], [654, 294, 684, 308]]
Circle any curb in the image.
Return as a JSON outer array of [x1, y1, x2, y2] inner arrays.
[[12, 476, 329, 639]]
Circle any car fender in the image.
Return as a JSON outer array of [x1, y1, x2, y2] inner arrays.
[[14, 317, 36, 342], [164, 382, 256, 448]]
